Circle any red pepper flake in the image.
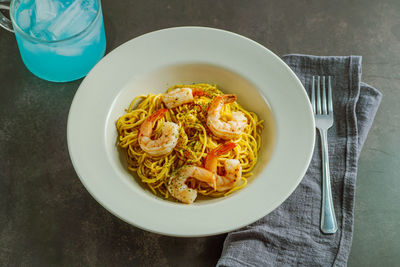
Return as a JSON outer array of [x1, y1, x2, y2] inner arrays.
[[192, 88, 210, 97], [183, 150, 191, 162]]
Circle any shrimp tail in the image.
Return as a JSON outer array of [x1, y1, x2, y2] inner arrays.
[[207, 94, 237, 113], [148, 108, 168, 122], [204, 142, 236, 174], [221, 94, 237, 104], [212, 142, 237, 156], [138, 108, 168, 138]]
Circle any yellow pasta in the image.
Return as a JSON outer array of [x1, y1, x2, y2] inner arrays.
[[116, 83, 263, 200]]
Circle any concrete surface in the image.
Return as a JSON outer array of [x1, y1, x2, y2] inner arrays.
[[1, 0, 399, 266]]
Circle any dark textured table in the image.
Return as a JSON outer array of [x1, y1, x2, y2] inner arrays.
[[1, 0, 399, 266]]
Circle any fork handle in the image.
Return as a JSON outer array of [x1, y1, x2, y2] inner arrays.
[[318, 128, 338, 234]]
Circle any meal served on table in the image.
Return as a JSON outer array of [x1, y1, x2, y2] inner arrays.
[[116, 83, 263, 204]]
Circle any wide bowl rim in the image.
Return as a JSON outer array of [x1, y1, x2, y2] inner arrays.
[[67, 26, 315, 237]]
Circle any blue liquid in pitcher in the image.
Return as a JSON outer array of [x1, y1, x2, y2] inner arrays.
[[13, 0, 106, 82]]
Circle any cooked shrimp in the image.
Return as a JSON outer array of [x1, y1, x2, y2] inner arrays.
[[138, 108, 179, 157], [169, 143, 241, 203], [214, 159, 242, 191], [162, 87, 206, 109], [204, 142, 237, 173], [168, 165, 215, 204], [207, 94, 248, 140], [204, 142, 242, 192]]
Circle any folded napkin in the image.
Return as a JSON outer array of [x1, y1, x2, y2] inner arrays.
[[217, 55, 382, 267]]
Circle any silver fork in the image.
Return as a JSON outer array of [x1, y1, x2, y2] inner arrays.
[[311, 76, 338, 234]]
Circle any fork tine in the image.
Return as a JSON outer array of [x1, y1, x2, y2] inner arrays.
[[311, 76, 316, 113], [322, 76, 327, 114], [316, 76, 321, 114], [328, 76, 333, 114]]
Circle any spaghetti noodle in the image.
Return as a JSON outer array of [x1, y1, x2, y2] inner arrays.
[[116, 83, 263, 201]]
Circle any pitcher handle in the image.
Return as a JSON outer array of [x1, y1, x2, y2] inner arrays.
[[0, 1, 14, 33]]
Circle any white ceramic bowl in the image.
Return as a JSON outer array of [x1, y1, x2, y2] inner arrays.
[[67, 27, 315, 237]]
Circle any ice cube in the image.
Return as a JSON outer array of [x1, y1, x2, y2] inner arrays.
[[29, 20, 56, 40], [17, 9, 31, 31], [34, 0, 59, 23], [48, 0, 97, 40]]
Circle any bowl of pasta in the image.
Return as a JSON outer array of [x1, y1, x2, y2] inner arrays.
[[67, 27, 315, 237]]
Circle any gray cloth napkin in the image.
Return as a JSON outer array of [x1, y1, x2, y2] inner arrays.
[[217, 55, 382, 267]]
